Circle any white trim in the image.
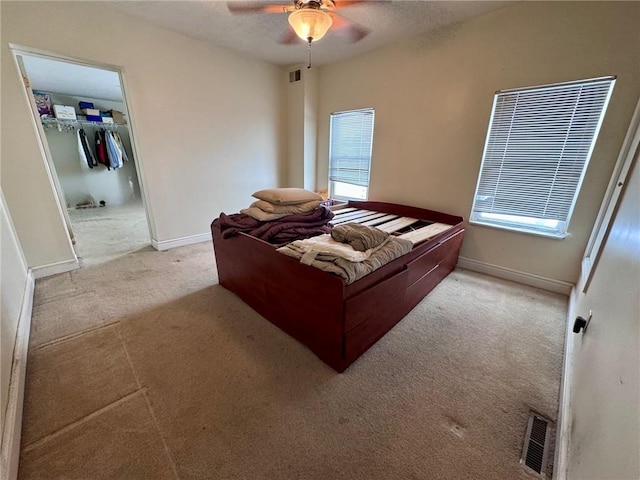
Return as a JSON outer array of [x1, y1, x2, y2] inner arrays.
[[456, 256, 573, 295], [10, 47, 78, 260], [31, 258, 79, 279], [151, 232, 212, 251], [0, 271, 34, 480], [553, 286, 577, 480], [579, 97, 640, 293]]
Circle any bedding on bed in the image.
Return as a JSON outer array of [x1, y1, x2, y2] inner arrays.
[[282, 233, 390, 262], [239, 207, 290, 222], [331, 223, 390, 251], [277, 234, 412, 284], [212, 205, 334, 244], [251, 199, 322, 214]]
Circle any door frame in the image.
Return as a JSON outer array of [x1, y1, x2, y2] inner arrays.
[[9, 44, 157, 257], [579, 97, 640, 292]]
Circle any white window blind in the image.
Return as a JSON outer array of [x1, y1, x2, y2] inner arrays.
[[329, 108, 374, 199], [470, 76, 615, 238]]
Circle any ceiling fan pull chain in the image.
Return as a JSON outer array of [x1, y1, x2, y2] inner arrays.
[[307, 37, 312, 69]]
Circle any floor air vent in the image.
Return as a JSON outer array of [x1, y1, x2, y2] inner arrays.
[[521, 413, 551, 478]]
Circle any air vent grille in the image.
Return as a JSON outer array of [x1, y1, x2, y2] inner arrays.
[[521, 413, 551, 478], [289, 69, 301, 83]]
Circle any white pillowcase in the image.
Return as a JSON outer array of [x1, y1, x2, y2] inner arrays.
[[252, 188, 323, 205]]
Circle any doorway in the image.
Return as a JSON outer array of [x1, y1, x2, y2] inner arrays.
[[13, 49, 152, 267]]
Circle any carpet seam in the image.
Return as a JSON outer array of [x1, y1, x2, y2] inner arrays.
[[30, 321, 121, 351], [21, 389, 145, 453], [115, 324, 182, 480]]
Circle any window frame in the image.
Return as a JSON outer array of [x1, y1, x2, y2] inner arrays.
[[470, 76, 616, 239], [328, 108, 375, 202]]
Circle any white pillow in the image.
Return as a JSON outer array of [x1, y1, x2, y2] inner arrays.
[[252, 188, 323, 205], [252, 199, 321, 214]]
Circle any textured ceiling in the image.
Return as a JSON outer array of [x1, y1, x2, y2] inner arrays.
[[20, 1, 512, 101], [107, 0, 512, 67]]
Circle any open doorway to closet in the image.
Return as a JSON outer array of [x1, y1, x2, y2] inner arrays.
[[15, 50, 151, 267]]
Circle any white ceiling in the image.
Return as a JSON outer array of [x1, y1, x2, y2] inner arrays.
[[20, 1, 512, 101], [22, 55, 123, 102]]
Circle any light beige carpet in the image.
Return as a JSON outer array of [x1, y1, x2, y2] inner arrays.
[[67, 201, 150, 267], [21, 241, 567, 480]]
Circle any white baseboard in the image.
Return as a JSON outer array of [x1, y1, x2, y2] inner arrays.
[[151, 232, 211, 251], [456, 256, 573, 295], [553, 286, 577, 480], [31, 258, 79, 279], [1, 270, 34, 480]]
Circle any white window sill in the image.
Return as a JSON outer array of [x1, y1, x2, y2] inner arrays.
[[468, 220, 569, 240]]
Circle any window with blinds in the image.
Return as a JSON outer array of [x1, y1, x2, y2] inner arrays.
[[328, 108, 375, 201], [470, 76, 615, 238]]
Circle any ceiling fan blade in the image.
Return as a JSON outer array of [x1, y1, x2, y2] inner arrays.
[[227, 2, 294, 14], [331, 0, 391, 8], [278, 27, 302, 45], [331, 1, 366, 8], [329, 12, 370, 42]]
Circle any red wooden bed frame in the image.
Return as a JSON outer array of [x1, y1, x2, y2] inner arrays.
[[211, 200, 464, 372]]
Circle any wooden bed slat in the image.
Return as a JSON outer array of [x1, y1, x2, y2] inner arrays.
[[339, 212, 389, 225], [376, 217, 419, 233], [399, 223, 453, 245], [330, 209, 374, 224], [332, 207, 358, 215], [359, 214, 399, 226]]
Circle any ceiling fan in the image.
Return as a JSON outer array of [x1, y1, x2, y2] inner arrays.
[[227, 0, 374, 67]]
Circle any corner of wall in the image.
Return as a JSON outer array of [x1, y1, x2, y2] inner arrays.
[[0, 270, 34, 480]]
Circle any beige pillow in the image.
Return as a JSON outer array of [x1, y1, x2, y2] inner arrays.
[[252, 199, 321, 214], [252, 188, 323, 206], [240, 207, 289, 222]]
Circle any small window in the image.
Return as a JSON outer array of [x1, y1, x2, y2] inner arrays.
[[328, 108, 374, 201], [470, 76, 615, 238]]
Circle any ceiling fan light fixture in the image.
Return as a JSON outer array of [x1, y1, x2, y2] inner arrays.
[[288, 9, 333, 42]]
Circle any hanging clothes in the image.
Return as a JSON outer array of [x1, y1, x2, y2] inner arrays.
[[105, 130, 123, 169], [77, 128, 98, 169], [77, 128, 91, 170], [111, 131, 129, 163], [95, 130, 110, 170]]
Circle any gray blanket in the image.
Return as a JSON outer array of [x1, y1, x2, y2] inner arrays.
[[278, 237, 413, 284]]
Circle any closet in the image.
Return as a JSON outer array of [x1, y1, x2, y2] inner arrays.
[[40, 93, 140, 209], [20, 53, 150, 266]]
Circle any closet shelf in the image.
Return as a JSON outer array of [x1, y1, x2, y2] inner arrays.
[[41, 117, 128, 128]]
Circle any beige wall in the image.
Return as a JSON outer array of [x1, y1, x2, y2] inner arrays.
[[316, 1, 640, 283], [286, 66, 305, 187], [1, 1, 284, 267], [303, 67, 319, 192], [0, 192, 29, 436], [567, 144, 639, 478], [284, 64, 319, 190]]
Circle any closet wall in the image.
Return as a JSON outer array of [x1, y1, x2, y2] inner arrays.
[[43, 93, 139, 209]]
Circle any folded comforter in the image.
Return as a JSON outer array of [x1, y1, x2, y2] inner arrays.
[[277, 236, 413, 284], [212, 206, 334, 244], [282, 233, 389, 263]]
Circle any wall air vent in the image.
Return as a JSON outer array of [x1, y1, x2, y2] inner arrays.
[[289, 69, 301, 83], [521, 412, 552, 478]]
